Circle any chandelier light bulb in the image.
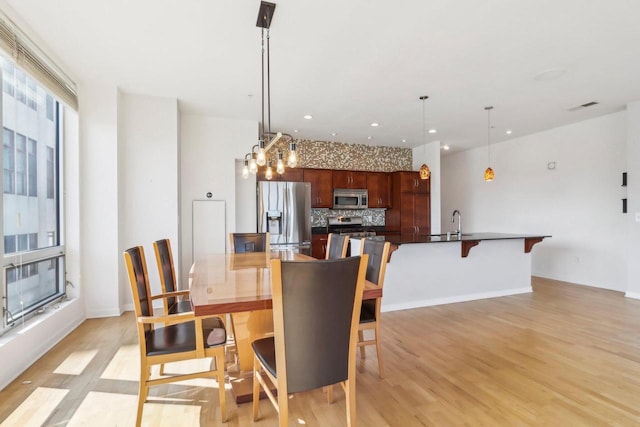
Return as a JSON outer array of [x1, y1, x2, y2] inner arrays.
[[256, 148, 266, 166], [265, 161, 273, 180], [242, 162, 249, 179], [287, 142, 298, 168], [276, 151, 285, 174], [249, 156, 258, 174]]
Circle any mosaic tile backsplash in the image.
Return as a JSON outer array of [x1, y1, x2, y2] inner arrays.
[[311, 208, 386, 227]]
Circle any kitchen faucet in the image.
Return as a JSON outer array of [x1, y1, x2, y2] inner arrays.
[[451, 210, 462, 236]]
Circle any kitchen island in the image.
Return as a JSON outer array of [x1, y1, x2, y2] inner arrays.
[[351, 233, 549, 312]]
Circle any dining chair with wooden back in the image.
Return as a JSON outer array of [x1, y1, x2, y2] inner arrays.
[[251, 255, 368, 427], [357, 238, 391, 378], [326, 233, 349, 259], [123, 245, 228, 426], [229, 232, 270, 253], [153, 238, 191, 314]]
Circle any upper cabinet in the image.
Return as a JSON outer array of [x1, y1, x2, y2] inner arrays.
[[256, 167, 304, 182], [332, 170, 366, 189], [303, 168, 333, 208], [366, 172, 392, 208], [397, 171, 429, 194], [385, 171, 430, 234]]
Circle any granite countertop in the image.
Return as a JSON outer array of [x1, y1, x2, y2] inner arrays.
[[374, 232, 551, 245]]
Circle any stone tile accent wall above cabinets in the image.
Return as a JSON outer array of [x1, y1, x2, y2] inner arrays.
[[266, 135, 412, 172]]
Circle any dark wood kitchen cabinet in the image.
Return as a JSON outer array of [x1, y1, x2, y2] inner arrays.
[[303, 168, 333, 208], [366, 172, 392, 208], [332, 170, 367, 189], [397, 170, 429, 194], [311, 234, 328, 259], [385, 171, 430, 235], [256, 167, 304, 182]]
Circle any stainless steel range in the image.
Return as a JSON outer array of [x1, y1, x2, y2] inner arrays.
[[327, 216, 376, 238]]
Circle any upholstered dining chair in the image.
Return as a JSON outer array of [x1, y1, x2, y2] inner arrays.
[[229, 232, 270, 253], [325, 233, 349, 259], [357, 239, 391, 378], [251, 255, 368, 427], [123, 245, 228, 426]]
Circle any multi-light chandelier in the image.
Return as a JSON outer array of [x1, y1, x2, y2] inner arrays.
[[242, 1, 297, 180]]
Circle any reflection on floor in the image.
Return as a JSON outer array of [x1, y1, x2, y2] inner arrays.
[[2, 278, 640, 426]]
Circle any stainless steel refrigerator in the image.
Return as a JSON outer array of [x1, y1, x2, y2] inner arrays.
[[257, 181, 312, 255]]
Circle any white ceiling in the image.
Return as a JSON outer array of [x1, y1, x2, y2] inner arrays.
[[4, 0, 640, 154]]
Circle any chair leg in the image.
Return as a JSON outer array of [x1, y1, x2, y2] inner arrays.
[[252, 356, 261, 421], [344, 379, 356, 427], [277, 388, 289, 427], [136, 365, 150, 427], [374, 323, 385, 378], [358, 330, 365, 359], [326, 385, 334, 404], [216, 353, 227, 422]]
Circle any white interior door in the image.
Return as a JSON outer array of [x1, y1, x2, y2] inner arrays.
[[192, 200, 226, 261]]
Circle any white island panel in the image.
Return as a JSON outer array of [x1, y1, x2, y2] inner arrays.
[[353, 238, 533, 312]]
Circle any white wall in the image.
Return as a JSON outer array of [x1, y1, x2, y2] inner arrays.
[[442, 112, 627, 291], [413, 141, 442, 234], [625, 102, 640, 298], [235, 159, 257, 233], [179, 114, 257, 286], [79, 82, 122, 317], [117, 92, 179, 305]]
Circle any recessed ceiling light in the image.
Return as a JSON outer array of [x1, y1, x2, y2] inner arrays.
[[293, 129, 299, 133], [371, 122, 379, 127], [303, 115, 312, 120], [506, 130, 512, 135], [442, 144, 450, 150], [367, 136, 372, 140], [331, 132, 337, 136], [401, 139, 406, 143], [428, 129, 437, 134]]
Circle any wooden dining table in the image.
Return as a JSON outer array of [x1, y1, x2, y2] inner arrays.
[[189, 250, 381, 403]]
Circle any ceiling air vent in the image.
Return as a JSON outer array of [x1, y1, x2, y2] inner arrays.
[[567, 101, 599, 112]]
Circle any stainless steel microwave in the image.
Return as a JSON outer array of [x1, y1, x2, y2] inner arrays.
[[333, 189, 368, 210]]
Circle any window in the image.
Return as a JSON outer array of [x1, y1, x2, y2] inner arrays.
[[2, 128, 14, 194], [4, 236, 15, 254], [15, 69, 26, 104], [27, 79, 37, 110], [28, 139, 37, 196], [1, 52, 64, 333], [16, 133, 26, 195], [46, 95, 54, 121], [1, 60, 13, 96], [46, 146, 54, 199], [29, 233, 38, 250]]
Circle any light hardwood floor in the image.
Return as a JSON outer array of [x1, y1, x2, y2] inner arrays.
[[2, 277, 640, 426]]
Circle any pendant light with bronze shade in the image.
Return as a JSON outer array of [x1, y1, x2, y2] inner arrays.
[[484, 106, 495, 182], [419, 95, 431, 180]]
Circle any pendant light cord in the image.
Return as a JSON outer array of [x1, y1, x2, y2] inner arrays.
[[267, 28, 271, 138], [260, 28, 265, 139], [486, 106, 493, 163]]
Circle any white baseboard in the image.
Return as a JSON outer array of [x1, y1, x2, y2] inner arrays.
[[85, 307, 123, 318], [625, 292, 640, 300], [381, 287, 532, 313]]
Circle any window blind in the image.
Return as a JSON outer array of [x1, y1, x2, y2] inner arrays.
[[0, 12, 77, 110]]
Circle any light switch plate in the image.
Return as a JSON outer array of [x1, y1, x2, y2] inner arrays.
[[636, 212, 640, 222]]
